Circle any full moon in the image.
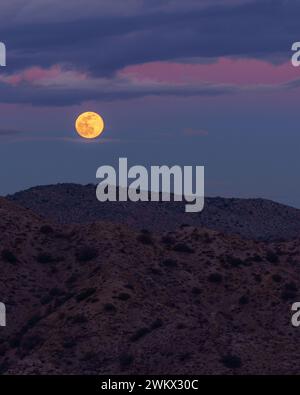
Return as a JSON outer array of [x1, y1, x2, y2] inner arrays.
[[75, 112, 105, 139]]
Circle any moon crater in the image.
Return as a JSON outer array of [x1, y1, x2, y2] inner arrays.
[[75, 112, 105, 139]]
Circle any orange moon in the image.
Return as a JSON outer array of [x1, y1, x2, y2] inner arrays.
[[75, 112, 105, 139]]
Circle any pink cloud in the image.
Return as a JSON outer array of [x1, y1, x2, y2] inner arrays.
[[1, 65, 87, 86], [4, 66, 61, 85], [120, 58, 300, 85]]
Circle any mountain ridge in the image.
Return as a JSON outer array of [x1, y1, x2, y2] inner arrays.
[[6, 183, 300, 241]]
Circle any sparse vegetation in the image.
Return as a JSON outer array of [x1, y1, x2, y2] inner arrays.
[[22, 335, 43, 352], [63, 339, 76, 349], [119, 353, 134, 369], [266, 250, 279, 264], [208, 273, 223, 283], [226, 255, 244, 267], [76, 288, 97, 302], [76, 246, 98, 262], [137, 233, 154, 245], [252, 254, 263, 262], [1, 249, 17, 264], [272, 274, 282, 283], [161, 235, 175, 246], [239, 296, 249, 305], [281, 282, 298, 301], [191, 287, 201, 295], [103, 303, 117, 312], [151, 319, 163, 330], [130, 327, 150, 342], [36, 252, 55, 264], [173, 243, 194, 253], [220, 354, 242, 369], [117, 293, 131, 301], [71, 314, 88, 324], [161, 258, 177, 268], [39, 225, 54, 235]]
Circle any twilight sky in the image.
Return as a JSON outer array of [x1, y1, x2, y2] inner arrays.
[[0, 0, 300, 207]]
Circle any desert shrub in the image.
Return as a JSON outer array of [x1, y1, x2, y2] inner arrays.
[[26, 314, 42, 329], [36, 252, 55, 264], [9, 336, 21, 349], [63, 339, 76, 349], [239, 296, 249, 305], [253, 274, 262, 283], [0, 361, 9, 374], [103, 303, 117, 312], [71, 314, 88, 324], [177, 323, 186, 330], [202, 232, 213, 244], [1, 249, 17, 264], [49, 287, 64, 297], [220, 354, 242, 369], [137, 233, 154, 245], [178, 352, 191, 362], [173, 243, 194, 254], [0, 344, 8, 357], [81, 351, 97, 362], [124, 283, 134, 290], [161, 258, 177, 268], [39, 225, 54, 235], [66, 273, 80, 285], [76, 246, 98, 262], [252, 254, 263, 262], [161, 235, 175, 246], [119, 353, 134, 369], [76, 287, 96, 302], [281, 282, 297, 301], [208, 273, 223, 283], [40, 295, 53, 305], [226, 255, 243, 267], [272, 274, 282, 283], [151, 319, 163, 330], [266, 251, 279, 264], [149, 267, 162, 275], [22, 335, 43, 352], [130, 327, 150, 342], [191, 287, 201, 295], [117, 293, 131, 301]]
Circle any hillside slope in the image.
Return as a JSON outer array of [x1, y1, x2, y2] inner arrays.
[[7, 183, 300, 241], [0, 197, 299, 374]]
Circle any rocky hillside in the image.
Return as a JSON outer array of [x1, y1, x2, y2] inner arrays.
[[7, 183, 300, 241], [0, 197, 300, 374]]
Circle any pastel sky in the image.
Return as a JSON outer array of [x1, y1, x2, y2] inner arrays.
[[1, 0, 300, 207]]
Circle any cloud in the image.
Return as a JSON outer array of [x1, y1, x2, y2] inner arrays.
[[0, 73, 241, 106], [0, 0, 298, 78], [0, 0, 255, 24], [0, 61, 300, 106], [122, 59, 300, 85], [0, 0, 298, 106]]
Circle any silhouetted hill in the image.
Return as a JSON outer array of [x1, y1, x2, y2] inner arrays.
[[7, 183, 300, 241], [0, 197, 300, 374]]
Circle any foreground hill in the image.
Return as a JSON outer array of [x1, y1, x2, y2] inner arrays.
[[7, 183, 300, 241], [0, 197, 300, 374]]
